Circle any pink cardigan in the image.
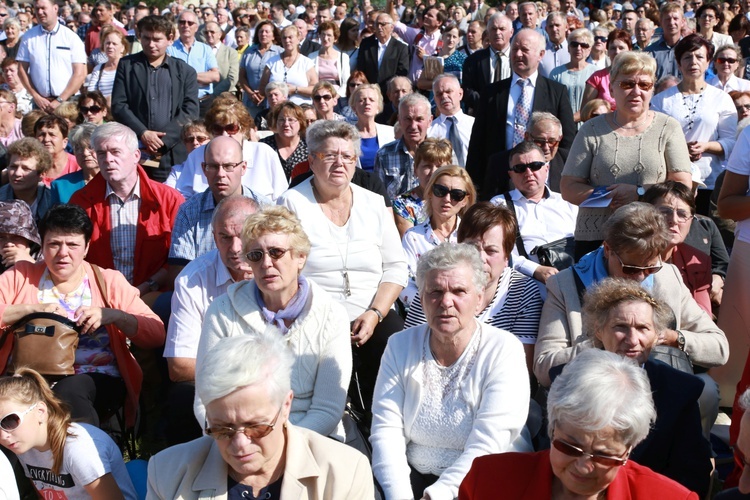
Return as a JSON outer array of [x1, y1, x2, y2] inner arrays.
[[0, 260, 165, 426]]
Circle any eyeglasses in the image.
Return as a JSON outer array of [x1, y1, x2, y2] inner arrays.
[[205, 406, 282, 440], [737, 104, 750, 112], [432, 183, 468, 202], [201, 161, 244, 172], [311, 151, 357, 164], [590, 112, 604, 117], [552, 438, 630, 467], [375, 21, 392, 27], [210, 123, 241, 136], [569, 41, 590, 49], [178, 20, 197, 25], [509, 161, 546, 173], [0, 402, 38, 432], [657, 206, 694, 223], [80, 105, 102, 114], [246, 247, 291, 262], [186, 135, 209, 143], [594, 35, 607, 43], [348, 82, 363, 88], [530, 136, 560, 148], [617, 79, 654, 91], [612, 251, 663, 276], [278, 117, 299, 124], [717, 57, 738, 64], [313, 94, 333, 102]]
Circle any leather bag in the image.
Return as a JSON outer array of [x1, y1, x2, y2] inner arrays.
[[4, 312, 81, 375]]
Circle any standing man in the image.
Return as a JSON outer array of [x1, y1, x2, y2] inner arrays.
[[634, 18, 655, 51], [270, 2, 292, 28], [465, 28, 575, 186], [204, 21, 239, 97], [168, 10, 220, 116], [111, 15, 200, 182], [16, 0, 87, 113], [374, 92, 432, 200], [462, 13, 513, 113], [295, 17, 320, 55], [427, 74, 473, 168], [539, 12, 569, 77], [388, 0, 445, 83], [645, 3, 684, 80], [621, 8, 639, 40], [357, 13, 409, 98], [564, 0, 584, 21], [517, 1, 542, 32], [85, 0, 127, 56]]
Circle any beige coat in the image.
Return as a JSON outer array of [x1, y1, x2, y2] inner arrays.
[[146, 423, 374, 499]]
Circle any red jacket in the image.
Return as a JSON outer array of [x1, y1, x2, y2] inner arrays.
[[672, 243, 712, 316], [70, 166, 184, 288], [459, 450, 698, 499]]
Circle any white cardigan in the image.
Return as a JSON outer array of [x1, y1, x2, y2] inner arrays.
[[308, 49, 351, 97], [194, 279, 352, 441], [370, 322, 531, 500]]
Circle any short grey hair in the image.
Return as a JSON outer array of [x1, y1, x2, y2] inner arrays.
[[547, 11, 566, 24], [91, 122, 138, 153], [568, 27, 593, 45], [739, 388, 750, 412], [636, 18, 654, 30], [68, 122, 97, 154], [3, 16, 20, 31], [518, 1, 538, 13], [398, 91, 431, 116], [387, 75, 413, 93], [529, 111, 562, 136], [547, 349, 656, 448], [211, 195, 259, 230], [487, 11, 512, 27], [416, 242, 488, 295], [196, 332, 294, 408], [431, 73, 460, 94], [305, 119, 362, 157], [265, 81, 289, 97]]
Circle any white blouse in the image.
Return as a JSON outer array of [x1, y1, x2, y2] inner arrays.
[[266, 53, 315, 104]]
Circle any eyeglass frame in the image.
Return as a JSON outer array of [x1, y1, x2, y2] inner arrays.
[[611, 250, 663, 276], [0, 402, 39, 432], [245, 247, 292, 263], [656, 206, 695, 224], [201, 160, 245, 172], [431, 183, 468, 203], [552, 438, 631, 467], [310, 151, 358, 164], [204, 405, 283, 440]]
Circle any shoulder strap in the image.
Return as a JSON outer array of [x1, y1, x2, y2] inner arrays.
[[91, 264, 111, 309], [503, 192, 528, 258]]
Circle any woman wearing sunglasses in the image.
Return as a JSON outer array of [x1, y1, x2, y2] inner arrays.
[[579, 29, 632, 113], [336, 71, 367, 125], [308, 21, 350, 98], [311, 81, 345, 121], [460, 349, 699, 500], [0, 368, 137, 499], [709, 45, 750, 93], [586, 25, 609, 70], [549, 28, 598, 124], [77, 90, 111, 126], [535, 203, 728, 437], [194, 205, 351, 441], [651, 34, 737, 216], [562, 51, 693, 258], [260, 101, 309, 180], [400, 164, 475, 307]]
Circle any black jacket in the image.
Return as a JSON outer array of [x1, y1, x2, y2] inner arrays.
[[357, 36, 409, 97]]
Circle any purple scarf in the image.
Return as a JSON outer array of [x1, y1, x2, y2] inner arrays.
[[255, 275, 310, 334]]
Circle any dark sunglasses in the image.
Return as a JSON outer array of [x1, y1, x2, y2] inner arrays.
[[211, 123, 241, 135], [80, 105, 102, 114], [348, 82, 362, 88], [531, 137, 560, 148], [432, 183, 467, 202], [612, 251, 663, 276], [186, 135, 209, 143], [246, 247, 291, 262], [569, 41, 590, 49], [313, 94, 333, 102], [205, 407, 282, 440], [509, 161, 546, 173], [178, 20, 197, 25], [737, 104, 750, 112], [717, 57, 738, 64], [618, 79, 654, 91], [0, 402, 37, 432], [594, 35, 607, 43], [552, 439, 630, 467]]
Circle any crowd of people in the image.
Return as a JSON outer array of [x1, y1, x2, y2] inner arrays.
[[1, 0, 750, 497]]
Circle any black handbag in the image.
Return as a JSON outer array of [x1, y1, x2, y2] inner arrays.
[[648, 345, 694, 374], [530, 236, 577, 271]]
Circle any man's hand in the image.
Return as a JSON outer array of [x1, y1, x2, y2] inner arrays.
[[32, 94, 53, 113], [141, 130, 166, 154], [47, 99, 61, 111], [532, 265, 558, 283]]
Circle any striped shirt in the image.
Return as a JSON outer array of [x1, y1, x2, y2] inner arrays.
[[106, 180, 141, 285], [404, 267, 543, 344]]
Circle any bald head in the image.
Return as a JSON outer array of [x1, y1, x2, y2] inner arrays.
[[205, 135, 243, 163]]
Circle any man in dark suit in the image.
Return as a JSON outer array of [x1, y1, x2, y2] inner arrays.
[[462, 12, 513, 113], [294, 17, 319, 55], [465, 28, 575, 186], [111, 15, 199, 182], [357, 12, 409, 98]]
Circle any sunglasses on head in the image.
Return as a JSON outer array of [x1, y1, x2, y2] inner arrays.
[[432, 183, 467, 202], [569, 41, 590, 49], [0, 402, 38, 432], [717, 56, 738, 64], [313, 94, 333, 102], [612, 251, 663, 276], [509, 161, 546, 173], [552, 438, 630, 467], [211, 123, 241, 136], [80, 105, 102, 114], [246, 247, 291, 262], [205, 406, 282, 440]]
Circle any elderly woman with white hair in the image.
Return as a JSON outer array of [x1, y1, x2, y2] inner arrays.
[[460, 349, 698, 499], [371, 242, 531, 500], [149, 334, 373, 499]]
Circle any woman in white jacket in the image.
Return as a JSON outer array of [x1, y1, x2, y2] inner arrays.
[[194, 206, 352, 441]]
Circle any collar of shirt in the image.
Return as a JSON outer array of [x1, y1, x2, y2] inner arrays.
[[378, 38, 390, 50], [214, 250, 235, 287], [511, 70, 539, 87], [437, 109, 465, 123], [41, 21, 61, 35], [511, 186, 551, 202], [547, 40, 566, 52], [106, 177, 141, 203]]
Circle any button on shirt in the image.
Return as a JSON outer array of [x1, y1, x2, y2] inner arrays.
[[167, 38, 219, 98], [393, 23, 441, 82], [427, 110, 475, 167], [539, 40, 570, 78], [240, 44, 282, 89], [377, 38, 390, 68], [16, 22, 87, 98], [147, 59, 173, 134], [106, 180, 141, 285], [506, 72, 539, 151]]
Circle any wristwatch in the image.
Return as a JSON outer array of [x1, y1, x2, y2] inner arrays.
[[676, 330, 686, 351], [55, 97, 63, 103], [636, 185, 645, 200]]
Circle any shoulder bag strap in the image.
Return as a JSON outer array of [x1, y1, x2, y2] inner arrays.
[[91, 264, 111, 309], [503, 192, 529, 258]]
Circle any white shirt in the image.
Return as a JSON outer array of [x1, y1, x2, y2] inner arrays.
[[16, 21, 86, 98], [164, 249, 235, 359], [489, 45, 511, 82], [224, 26, 237, 48], [427, 110, 474, 167], [707, 74, 750, 93], [505, 71, 539, 150], [726, 126, 750, 243], [165, 140, 288, 200], [377, 38, 390, 68], [539, 40, 570, 78], [490, 188, 578, 277]]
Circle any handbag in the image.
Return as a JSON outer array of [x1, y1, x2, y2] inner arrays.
[[4, 312, 81, 376], [649, 345, 694, 374], [530, 236, 576, 271]]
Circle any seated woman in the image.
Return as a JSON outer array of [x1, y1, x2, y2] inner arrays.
[[149, 334, 373, 499], [0, 368, 137, 498], [195, 206, 351, 440], [534, 202, 729, 437], [0, 204, 165, 429], [311, 81, 345, 121], [163, 120, 211, 190], [352, 83, 395, 172], [50, 123, 99, 204], [573, 278, 712, 497], [259, 101, 309, 181], [460, 349, 698, 499], [335, 71, 367, 124], [0, 200, 40, 274], [406, 202, 544, 373], [0, 88, 22, 148], [393, 138, 452, 237], [372, 243, 531, 500], [401, 164, 475, 306], [77, 90, 111, 127]]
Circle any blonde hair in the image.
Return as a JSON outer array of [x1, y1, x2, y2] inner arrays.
[[424, 164, 476, 218], [241, 205, 312, 258], [610, 51, 657, 83]]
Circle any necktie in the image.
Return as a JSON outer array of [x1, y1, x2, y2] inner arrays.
[[493, 51, 502, 83], [446, 116, 465, 167], [513, 78, 531, 147]]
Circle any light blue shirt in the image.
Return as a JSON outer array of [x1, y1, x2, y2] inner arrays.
[[167, 38, 219, 98]]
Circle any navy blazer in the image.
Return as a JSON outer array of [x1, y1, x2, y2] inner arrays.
[[550, 358, 712, 498], [357, 36, 409, 98], [111, 52, 199, 181], [465, 75, 576, 186]]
